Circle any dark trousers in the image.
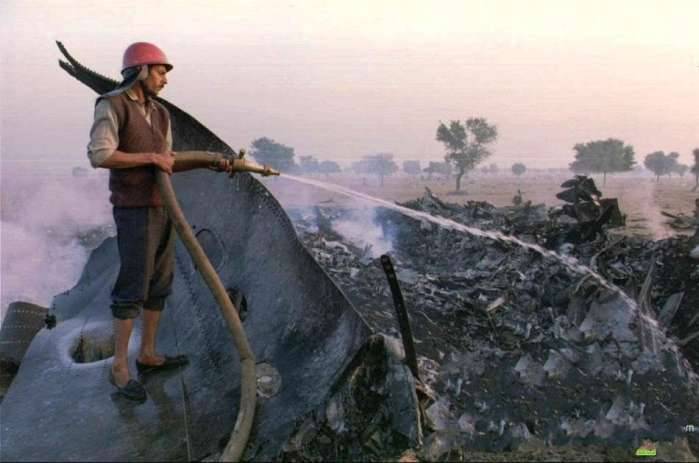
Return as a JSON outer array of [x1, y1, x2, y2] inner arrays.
[[111, 207, 175, 320]]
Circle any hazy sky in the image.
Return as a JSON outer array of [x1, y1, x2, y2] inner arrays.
[[2, 0, 699, 169]]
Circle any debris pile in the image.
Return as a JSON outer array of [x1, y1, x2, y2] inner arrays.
[[551, 175, 625, 244], [287, 176, 699, 460], [662, 198, 699, 233], [280, 335, 421, 461]]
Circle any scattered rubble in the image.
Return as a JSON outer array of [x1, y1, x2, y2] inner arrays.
[[279, 335, 421, 461], [287, 176, 699, 460], [663, 198, 699, 232]]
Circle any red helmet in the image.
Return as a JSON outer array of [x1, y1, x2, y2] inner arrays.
[[122, 42, 172, 73]]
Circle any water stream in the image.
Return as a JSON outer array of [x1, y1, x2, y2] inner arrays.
[[279, 174, 675, 357]]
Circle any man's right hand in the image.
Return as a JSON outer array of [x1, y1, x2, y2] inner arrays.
[[152, 151, 175, 175]]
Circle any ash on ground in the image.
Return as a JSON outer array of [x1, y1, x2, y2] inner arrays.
[[286, 177, 699, 461]]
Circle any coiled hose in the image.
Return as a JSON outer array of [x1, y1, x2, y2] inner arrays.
[[156, 151, 257, 462]]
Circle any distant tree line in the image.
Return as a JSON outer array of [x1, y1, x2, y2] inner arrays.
[[250, 132, 699, 192], [352, 153, 398, 186], [480, 163, 499, 175], [249, 137, 340, 177], [643, 151, 689, 182], [298, 155, 341, 177], [566, 137, 695, 185], [250, 135, 461, 187]]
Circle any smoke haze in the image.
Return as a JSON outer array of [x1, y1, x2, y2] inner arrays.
[[0, 166, 114, 321], [332, 207, 393, 258]]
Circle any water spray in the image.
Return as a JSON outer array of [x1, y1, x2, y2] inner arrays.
[[277, 174, 683, 362]]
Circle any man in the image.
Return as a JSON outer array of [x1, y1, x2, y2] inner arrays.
[[87, 42, 226, 401]]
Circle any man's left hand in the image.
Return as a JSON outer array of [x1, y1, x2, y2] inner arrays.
[[210, 158, 230, 172], [218, 159, 230, 172]]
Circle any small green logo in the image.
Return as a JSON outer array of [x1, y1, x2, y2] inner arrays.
[[635, 440, 657, 457]]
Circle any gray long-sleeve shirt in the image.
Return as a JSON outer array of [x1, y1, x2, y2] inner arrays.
[[87, 88, 173, 168]]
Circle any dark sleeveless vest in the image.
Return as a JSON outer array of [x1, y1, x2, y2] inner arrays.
[[98, 93, 170, 207]]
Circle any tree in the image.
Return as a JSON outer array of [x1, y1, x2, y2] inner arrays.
[[569, 138, 635, 185], [351, 159, 371, 185], [666, 152, 680, 177], [692, 148, 699, 191], [403, 160, 421, 185], [436, 118, 498, 191], [642, 151, 686, 182], [644, 151, 675, 182], [423, 161, 452, 180], [351, 159, 369, 174], [361, 153, 398, 186], [299, 155, 320, 175], [250, 137, 297, 172], [403, 160, 421, 176], [318, 160, 341, 178], [480, 163, 499, 175], [512, 162, 527, 177]]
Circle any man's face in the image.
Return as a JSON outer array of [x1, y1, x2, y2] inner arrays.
[[141, 64, 169, 97]]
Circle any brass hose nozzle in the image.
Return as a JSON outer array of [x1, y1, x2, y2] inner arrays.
[[228, 158, 280, 177], [227, 149, 280, 177]]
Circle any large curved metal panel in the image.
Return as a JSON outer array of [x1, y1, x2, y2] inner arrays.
[[0, 42, 374, 459], [0, 169, 372, 461]]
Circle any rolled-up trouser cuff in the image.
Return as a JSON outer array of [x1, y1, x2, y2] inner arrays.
[[111, 301, 142, 320], [110, 206, 175, 320], [144, 296, 166, 312]]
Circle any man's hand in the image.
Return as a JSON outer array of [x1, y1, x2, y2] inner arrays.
[[152, 151, 175, 175], [213, 158, 230, 173]]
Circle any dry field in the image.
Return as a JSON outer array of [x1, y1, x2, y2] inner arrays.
[[262, 171, 699, 240]]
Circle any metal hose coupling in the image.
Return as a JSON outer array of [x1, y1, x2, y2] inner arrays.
[[228, 158, 280, 177], [227, 149, 280, 177]]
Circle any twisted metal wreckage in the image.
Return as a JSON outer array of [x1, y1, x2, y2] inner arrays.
[[0, 43, 421, 461], [1, 43, 699, 462]]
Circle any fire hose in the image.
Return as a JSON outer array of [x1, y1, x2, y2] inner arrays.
[[156, 150, 278, 462]]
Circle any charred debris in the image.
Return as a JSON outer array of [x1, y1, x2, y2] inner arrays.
[[285, 175, 699, 461], [3, 175, 698, 461]]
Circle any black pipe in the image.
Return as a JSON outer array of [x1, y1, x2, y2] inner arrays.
[[380, 254, 420, 381]]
